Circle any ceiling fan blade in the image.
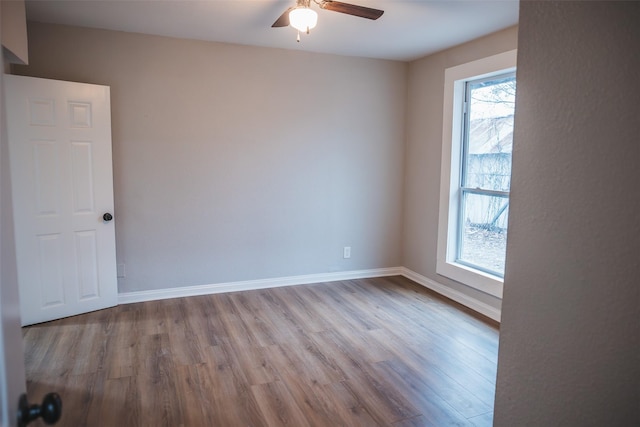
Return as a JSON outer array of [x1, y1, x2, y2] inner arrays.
[[320, 1, 384, 20], [272, 7, 293, 27]]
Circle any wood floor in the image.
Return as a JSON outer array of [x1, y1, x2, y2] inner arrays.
[[23, 276, 499, 426]]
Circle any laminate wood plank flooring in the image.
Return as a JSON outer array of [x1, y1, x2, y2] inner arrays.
[[22, 276, 499, 426]]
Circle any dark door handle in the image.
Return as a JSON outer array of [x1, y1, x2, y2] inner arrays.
[[103, 213, 113, 221], [18, 392, 62, 426]]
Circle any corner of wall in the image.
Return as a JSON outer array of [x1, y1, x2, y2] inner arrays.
[[1, 0, 28, 65]]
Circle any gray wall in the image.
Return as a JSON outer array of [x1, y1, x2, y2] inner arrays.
[[1, 0, 28, 64], [403, 26, 518, 311], [494, 2, 639, 425], [15, 23, 407, 293]]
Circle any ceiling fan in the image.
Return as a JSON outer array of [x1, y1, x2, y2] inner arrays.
[[272, 0, 384, 41]]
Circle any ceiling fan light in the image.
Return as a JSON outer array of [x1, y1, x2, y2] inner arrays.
[[289, 7, 318, 33]]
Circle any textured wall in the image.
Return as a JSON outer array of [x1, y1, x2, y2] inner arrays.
[[403, 26, 518, 311], [494, 2, 640, 425], [15, 23, 407, 293]]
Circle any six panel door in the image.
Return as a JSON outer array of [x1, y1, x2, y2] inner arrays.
[[4, 75, 117, 326]]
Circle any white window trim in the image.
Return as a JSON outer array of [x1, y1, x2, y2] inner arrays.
[[437, 50, 517, 299]]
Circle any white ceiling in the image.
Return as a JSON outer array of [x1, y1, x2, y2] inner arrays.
[[25, 0, 519, 62]]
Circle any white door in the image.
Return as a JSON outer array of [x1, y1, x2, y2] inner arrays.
[[4, 75, 117, 326]]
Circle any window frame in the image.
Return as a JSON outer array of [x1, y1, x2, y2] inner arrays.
[[436, 50, 517, 299]]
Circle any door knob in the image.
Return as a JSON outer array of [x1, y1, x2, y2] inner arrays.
[[103, 212, 113, 221], [18, 392, 62, 426]]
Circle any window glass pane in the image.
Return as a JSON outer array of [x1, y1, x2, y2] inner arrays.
[[459, 192, 509, 276], [463, 75, 516, 192]]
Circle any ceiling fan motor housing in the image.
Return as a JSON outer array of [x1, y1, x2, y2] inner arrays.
[[271, 0, 384, 33]]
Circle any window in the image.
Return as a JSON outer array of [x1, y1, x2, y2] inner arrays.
[[459, 73, 515, 276], [437, 50, 517, 298]]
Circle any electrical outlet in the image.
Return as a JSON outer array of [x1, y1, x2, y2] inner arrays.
[[343, 246, 351, 259]]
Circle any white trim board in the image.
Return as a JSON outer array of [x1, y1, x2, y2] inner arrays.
[[118, 267, 402, 304], [118, 267, 501, 322], [400, 267, 501, 322]]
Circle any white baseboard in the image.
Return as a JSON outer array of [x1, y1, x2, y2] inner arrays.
[[118, 266, 501, 322], [400, 267, 502, 322], [118, 267, 403, 305]]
